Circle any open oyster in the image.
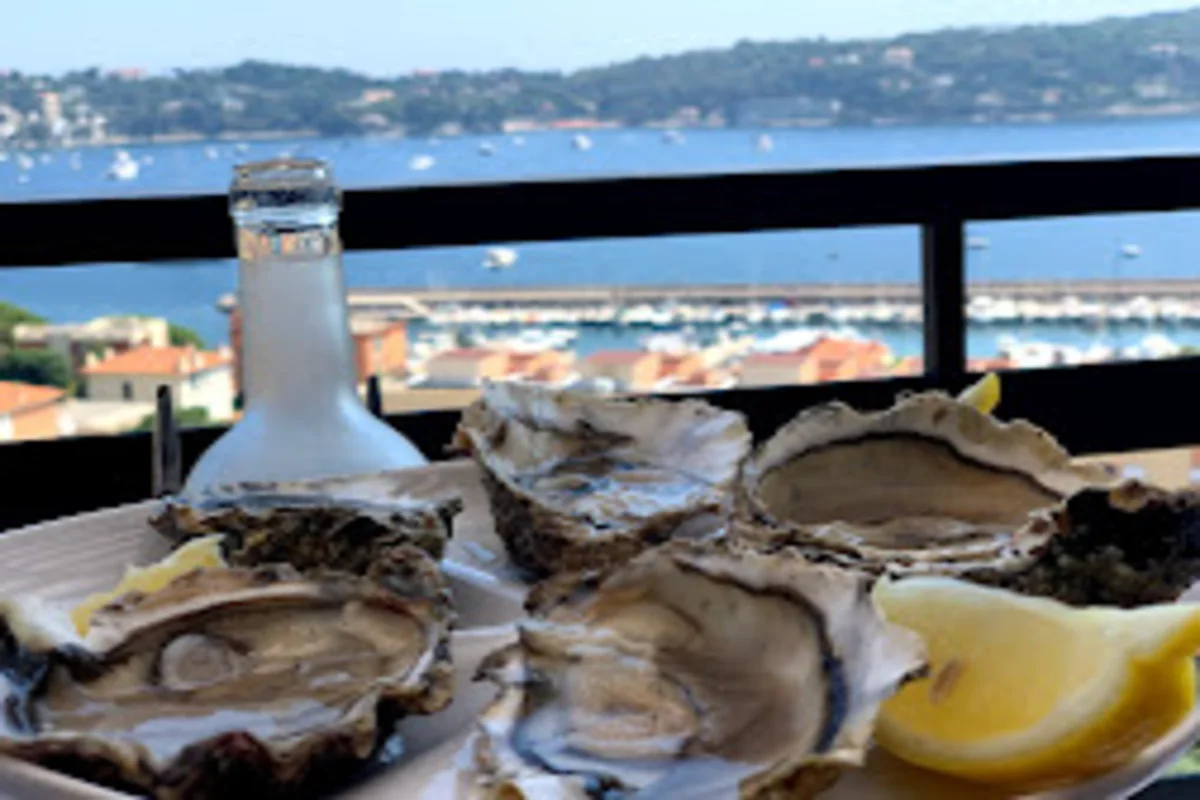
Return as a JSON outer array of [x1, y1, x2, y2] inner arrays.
[[736, 392, 1113, 576], [473, 543, 926, 799], [0, 553, 454, 799], [150, 471, 462, 569], [454, 382, 751, 578], [971, 481, 1200, 608]]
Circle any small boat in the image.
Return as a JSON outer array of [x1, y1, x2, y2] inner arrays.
[[107, 150, 139, 181], [140, 154, 154, 166], [967, 236, 991, 251], [235, 142, 250, 154], [15, 153, 34, 171], [38, 153, 51, 164], [16, 173, 30, 184], [511, 136, 526, 146], [571, 134, 593, 151], [1121, 244, 1143, 259], [68, 152, 82, 170], [478, 141, 496, 156], [409, 154, 435, 171], [483, 247, 519, 270], [662, 130, 685, 145], [204, 146, 219, 160], [755, 133, 775, 152]]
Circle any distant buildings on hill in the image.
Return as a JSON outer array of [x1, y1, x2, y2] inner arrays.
[[14, 316, 169, 371]]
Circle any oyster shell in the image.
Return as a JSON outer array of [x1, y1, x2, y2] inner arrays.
[[736, 392, 1113, 576], [970, 481, 1200, 608], [454, 382, 752, 578], [473, 543, 926, 799], [149, 472, 462, 570], [0, 552, 454, 799]]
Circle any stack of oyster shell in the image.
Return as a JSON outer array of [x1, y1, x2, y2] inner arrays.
[[3, 380, 1200, 799], [454, 382, 1200, 798]]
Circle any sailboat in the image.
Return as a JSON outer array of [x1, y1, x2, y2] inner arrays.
[[107, 150, 140, 181], [409, 154, 435, 171]]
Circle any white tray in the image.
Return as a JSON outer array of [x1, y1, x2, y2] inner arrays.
[[0, 460, 1197, 799]]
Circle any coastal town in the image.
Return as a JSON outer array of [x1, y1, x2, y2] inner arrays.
[[7, 295, 1200, 488], [3, 8, 1200, 150]]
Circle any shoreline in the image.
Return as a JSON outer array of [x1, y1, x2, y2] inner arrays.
[[13, 110, 1200, 151]]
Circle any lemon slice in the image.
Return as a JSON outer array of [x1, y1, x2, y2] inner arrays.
[[72, 535, 227, 635], [874, 577, 1200, 788], [957, 372, 1001, 415]]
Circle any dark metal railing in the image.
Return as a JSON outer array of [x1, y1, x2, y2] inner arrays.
[[3, 153, 1200, 529]]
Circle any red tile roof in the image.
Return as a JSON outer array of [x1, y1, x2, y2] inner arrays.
[[743, 352, 811, 366], [80, 345, 232, 377], [967, 357, 1015, 372], [586, 350, 656, 365], [0, 382, 65, 416], [430, 348, 504, 361]]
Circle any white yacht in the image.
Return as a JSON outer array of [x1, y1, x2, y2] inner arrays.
[[107, 150, 139, 181], [967, 236, 991, 251], [1121, 244, 1143, 259], [662, 129, 685, 145], [755, 133, 775, 152], [571, 134, 593, 151], [483, 247, 518, 270], [15, 153, 34, 171], [511, 136, 526, 146], [409, 154, 435, 171], [478, 141, 496, 156], [204, 146, 220, 160]]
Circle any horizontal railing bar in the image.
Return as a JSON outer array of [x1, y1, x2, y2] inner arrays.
[[3, 357, 1199, 531], [5, 154, 1200, 268]]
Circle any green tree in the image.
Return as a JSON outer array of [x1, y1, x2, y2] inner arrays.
[[0, 349, 72, 388], [0, 302, 45, 347], [134, 406, 211, 432], [167, 323, 206, 349]]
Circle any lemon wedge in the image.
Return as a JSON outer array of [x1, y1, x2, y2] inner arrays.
[[72, 535, 226, 636], [874, 577, 1200, 789], [957, 372, 1001, 414]]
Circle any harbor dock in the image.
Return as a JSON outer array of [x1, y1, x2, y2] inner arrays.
[[336, 278, 1200, 313], [217, 278, 1200, 329]]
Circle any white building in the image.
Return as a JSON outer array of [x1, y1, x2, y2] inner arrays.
[[80, 345, 235, 422]]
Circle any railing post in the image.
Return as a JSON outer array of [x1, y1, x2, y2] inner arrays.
[[366, 374, 384, 419], [922, 213, 967, 388], [152, 385, 182, 498]]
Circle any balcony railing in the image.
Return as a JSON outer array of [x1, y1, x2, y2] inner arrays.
[[2, 154, 1200, 797], [3, 153, 1200, 528]]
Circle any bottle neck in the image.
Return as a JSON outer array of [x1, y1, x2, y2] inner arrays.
[[236, 221, 359, 415]]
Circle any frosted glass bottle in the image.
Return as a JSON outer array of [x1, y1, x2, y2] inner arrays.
[[182, 159, 426, 496]]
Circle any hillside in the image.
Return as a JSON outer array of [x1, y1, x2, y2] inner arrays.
[[4, 8, 1200, 141]]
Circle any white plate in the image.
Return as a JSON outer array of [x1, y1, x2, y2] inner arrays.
[[1, 461, 1199, 799]]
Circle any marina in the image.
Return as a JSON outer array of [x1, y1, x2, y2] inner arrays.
[[264, 278, 1200, 330]]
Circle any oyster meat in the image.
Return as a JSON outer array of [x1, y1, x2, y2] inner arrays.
[[0, 553, 454, 799], [971, 481, 1200, 608], [473, 543, 926, 799], [150, 472, 462, 570], [736, 392, 1113, 576], [455, 382, 751, 578]]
